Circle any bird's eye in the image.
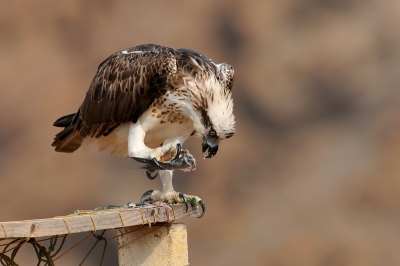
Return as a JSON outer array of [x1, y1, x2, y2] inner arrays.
[[209, 130, 216, 137]]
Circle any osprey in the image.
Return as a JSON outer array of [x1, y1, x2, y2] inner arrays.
[[52, 44, 235, 216]]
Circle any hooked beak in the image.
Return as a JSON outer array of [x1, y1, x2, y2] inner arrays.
[[202, 137, 219, 159]]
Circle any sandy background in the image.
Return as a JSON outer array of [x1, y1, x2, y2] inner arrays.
[[1, 1, 400, 265]]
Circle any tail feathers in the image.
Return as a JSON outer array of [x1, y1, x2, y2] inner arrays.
[[52, 113, 83, 153], [53, 113, 76, 127]]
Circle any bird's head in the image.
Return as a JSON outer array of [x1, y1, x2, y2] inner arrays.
[[201, 125, 234, 158], [192, 63, 235, 159]]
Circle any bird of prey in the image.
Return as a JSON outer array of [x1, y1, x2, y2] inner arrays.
[[51, 44, 235, 216]]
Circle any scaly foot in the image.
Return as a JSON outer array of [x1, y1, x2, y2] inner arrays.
[[140, 190, 205, 218], [132, 147, 196, 174]]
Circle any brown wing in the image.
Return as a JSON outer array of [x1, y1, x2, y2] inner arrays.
[[52, 44, 177, 152], [77, 44, 178, 138]]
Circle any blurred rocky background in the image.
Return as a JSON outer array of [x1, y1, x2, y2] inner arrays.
[[1, 1, 400, 265]]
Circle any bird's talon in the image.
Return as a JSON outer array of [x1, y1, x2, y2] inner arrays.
[[133, 150, 196, 172], [198, 200, 206, 218], [146, 171, 158, 180], [139, 189, 204, 217], [151, 158, 164, 170], [140, 190, 154, 204], [178, 193, 189, 212], [172, 143, 182, 161]]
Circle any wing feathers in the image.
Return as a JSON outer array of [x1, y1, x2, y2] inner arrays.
[[53, 113, 75, 127], [77, 47, 174, 138]]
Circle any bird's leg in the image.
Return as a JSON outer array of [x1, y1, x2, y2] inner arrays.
[[140, 170, 206, 218]]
